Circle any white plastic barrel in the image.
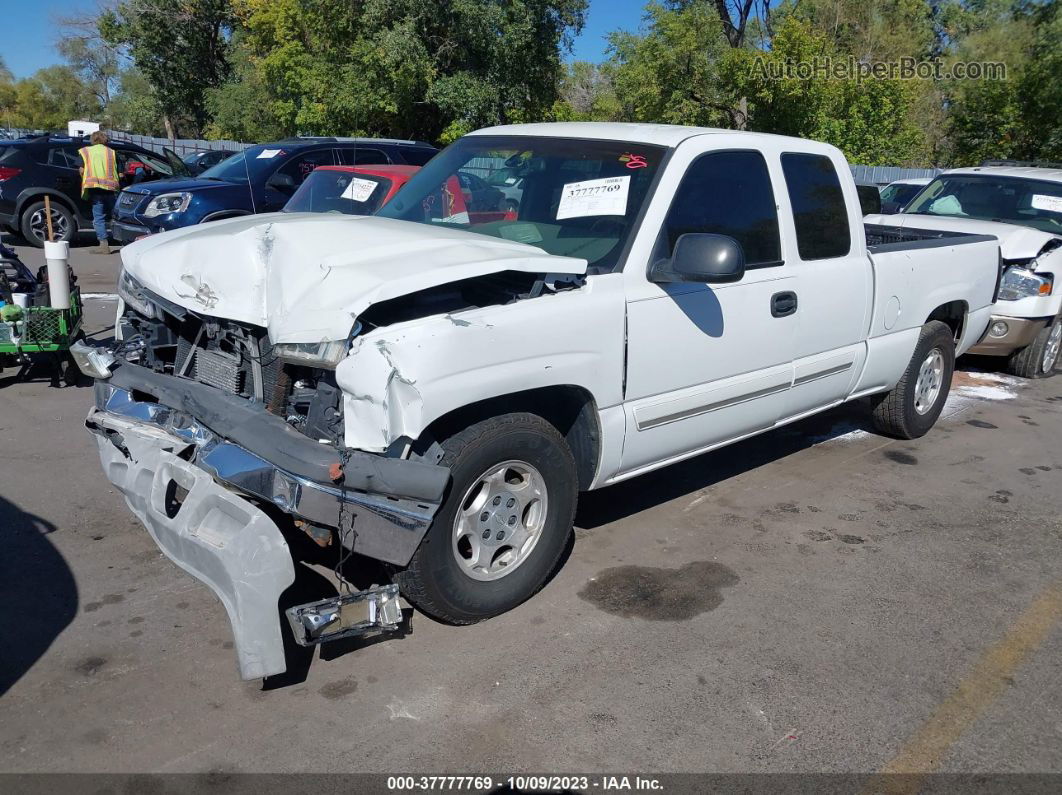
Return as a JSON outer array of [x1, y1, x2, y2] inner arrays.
[[43, 240, 71, 309]]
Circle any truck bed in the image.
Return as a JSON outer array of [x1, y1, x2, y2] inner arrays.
[[864, 222, 998, 251]]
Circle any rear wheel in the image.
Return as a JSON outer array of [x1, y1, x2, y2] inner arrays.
[[1005, 316, 1061, 379], [870, 321, 955, 439], [397, 412, 577, 624], [20, 200, 75, 247]]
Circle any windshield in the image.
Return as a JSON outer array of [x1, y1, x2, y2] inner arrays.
[[283, 169, 392, 215], [377, 135, 666, 272], [198, 146, 281, 184], [906, 174, 1062, 233]]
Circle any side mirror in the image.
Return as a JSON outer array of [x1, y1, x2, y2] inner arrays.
[[650, 233, 746, 284], [268, 172, 296, 192], [880, 200, 902, 214]]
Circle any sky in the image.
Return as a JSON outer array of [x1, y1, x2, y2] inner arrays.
[[3, 0, 648, 80]]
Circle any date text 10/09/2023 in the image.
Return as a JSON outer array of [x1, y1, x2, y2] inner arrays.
[[386, 776, 664, 791]]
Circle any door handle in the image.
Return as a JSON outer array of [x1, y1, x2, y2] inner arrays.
[[771, 291, 798, 318]]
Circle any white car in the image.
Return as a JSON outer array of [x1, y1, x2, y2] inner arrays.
[[78, 123, 1000, 678], [867, 162, 1062, 378], [880, 177, 932, 212]]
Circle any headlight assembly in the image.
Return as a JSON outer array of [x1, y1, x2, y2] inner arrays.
[[117, 269, 159, 319], [273, 339, 350, 369], [998, 266, 1053, 301], [143, 192, 192, 218]]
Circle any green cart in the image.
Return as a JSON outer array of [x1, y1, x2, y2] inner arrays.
[[0, 286, 85, 386]]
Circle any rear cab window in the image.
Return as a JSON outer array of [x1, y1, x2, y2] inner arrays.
[[780, 153, 852, 259], [656, 150, 782, 268]]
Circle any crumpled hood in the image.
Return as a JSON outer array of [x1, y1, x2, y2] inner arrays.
[[865, 213, 1061, 261], [120, 213, 588, 343]]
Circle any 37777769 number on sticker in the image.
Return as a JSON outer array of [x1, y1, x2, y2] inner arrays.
[[556, 175, 631, 220]]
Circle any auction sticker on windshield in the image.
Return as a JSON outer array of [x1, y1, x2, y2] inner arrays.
[[1031, 194, 1062, 213], [557, 175, 630, 220], [341, 177, 379, 203]]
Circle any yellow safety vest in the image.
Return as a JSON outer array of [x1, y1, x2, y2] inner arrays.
[[79, 144, 120, 196]]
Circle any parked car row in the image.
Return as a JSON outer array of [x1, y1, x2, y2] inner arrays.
[[109, 137, 438, 243], [0, 134, 188, 246], [75, 122, 1025, 680]]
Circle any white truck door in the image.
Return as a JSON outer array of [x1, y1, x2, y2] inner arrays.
[[774, 150, 872, 420], [617, 143, 797, 478]]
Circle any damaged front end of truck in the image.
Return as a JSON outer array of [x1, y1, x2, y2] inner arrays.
[[75, 212, 588, 679]]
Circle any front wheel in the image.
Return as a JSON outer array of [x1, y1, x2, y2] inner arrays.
[[870, 320, 955, 439], [1006, 317, 1061, 379], [397, 412, 577, 625]]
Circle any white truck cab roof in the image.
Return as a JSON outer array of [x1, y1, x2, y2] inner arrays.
[[468, 121, 838, 151], [944, 164, 1062, 184]]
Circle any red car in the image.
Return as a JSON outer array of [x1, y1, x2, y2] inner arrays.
[[282, 165, 421, 216], [283, 164, 514, 223]]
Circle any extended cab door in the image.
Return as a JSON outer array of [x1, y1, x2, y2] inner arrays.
[[775, 151, 872, 420], [618, 139, 797, 478]]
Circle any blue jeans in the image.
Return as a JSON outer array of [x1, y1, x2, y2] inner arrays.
[[87, 189, 116, 242]]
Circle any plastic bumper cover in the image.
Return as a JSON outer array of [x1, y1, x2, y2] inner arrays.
[[968, 315, 1048, 356]]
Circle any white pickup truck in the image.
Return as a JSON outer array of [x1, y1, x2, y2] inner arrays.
[[77, 123, 1001, 679]]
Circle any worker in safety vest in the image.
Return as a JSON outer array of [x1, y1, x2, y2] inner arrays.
[[78, 130, 120, 255]]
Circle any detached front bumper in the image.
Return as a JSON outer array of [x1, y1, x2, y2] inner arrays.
[[84, 364, 450, 679], [91, 411, 295, 679]]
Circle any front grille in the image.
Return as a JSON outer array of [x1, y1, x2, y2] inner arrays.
[[118, 191, 140, 208], [191, 347, 244, 394]]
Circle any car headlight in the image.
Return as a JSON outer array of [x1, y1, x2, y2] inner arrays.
[[273, 339, 350, 368], [117, 269, 159, 320], [998, 266, 1053, 301], [143, 192, 192, 218]]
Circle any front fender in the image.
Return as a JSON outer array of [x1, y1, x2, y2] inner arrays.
[[334, 274, 627, 452]]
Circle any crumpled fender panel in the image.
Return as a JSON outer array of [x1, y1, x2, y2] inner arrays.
[[91, 415, 294, 679], [334, 273, 627, 452]]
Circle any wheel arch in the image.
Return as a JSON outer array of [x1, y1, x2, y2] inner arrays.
[[925, 300, 968, 342], [414, 385, 602, 491], [15, 188, 81, 221]]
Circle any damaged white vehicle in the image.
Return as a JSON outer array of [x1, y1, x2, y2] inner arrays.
[[77, 123, 1002, 679], [867, 162, 1062, 378]]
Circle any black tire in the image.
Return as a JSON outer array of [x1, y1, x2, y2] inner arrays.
[[870, 320, 955, 439], [396, 412, 577, 625], [1005, 316, 1061, 379], [19, 200, 76, 248]]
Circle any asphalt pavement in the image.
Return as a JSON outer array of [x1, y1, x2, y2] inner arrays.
[[0, 237, 1059, 778]]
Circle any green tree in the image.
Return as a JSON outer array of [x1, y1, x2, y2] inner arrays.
[[1016, 0, 1062, 160], [229, 0, 586, 142], [100, 0, 235, 139], [6, 66, 99, 130], [604, 1, 734, 126]]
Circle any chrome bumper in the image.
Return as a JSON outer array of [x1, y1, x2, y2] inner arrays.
[[87, 378, 446, 565]]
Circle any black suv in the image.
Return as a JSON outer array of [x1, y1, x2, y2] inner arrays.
[[110, 137, 438, 244], [0, 135, 188, 247]]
